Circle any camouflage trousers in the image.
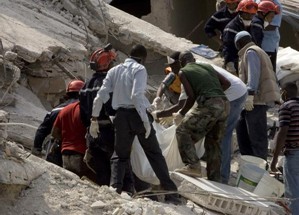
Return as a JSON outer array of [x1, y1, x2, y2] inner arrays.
[[176, 97, 230, 182]]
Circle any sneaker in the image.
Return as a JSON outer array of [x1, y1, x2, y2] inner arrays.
[[175, 163, 202, 178]]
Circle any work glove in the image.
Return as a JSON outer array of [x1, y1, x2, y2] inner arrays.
[[160, 116, 174, 127], [173, 112, 184, 126], [31, 147, 42, 156], [152, 97, 162, 110], [143, 121, 151, 139], [226, 62, 236, 74], [89, 120, 99, 138], [150, 110, 158, 120], [244, 95, 254, 111]]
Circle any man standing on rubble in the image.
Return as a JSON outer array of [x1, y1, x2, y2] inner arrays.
[[255, 0, 282, 73], [234, 31, 280, 160], [89, 44, 181, 204], [270, 82, 299, 214], [51, 100, 95, 180], [205, 0, 240, 53], [31, 80, 84, 166], [79, 44, 119, 186], [152, 62, 247, 184], [172, 51, 230, 182], [222, 0, 258, 74]]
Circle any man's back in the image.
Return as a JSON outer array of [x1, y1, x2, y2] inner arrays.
[[53, 101, 86, 155], [181, 62, 225, 98]]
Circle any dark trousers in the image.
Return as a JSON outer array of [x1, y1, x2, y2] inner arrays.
[[111, 108, 177, 195], [86, 127, 114, 186], [266, 51, 277, 73], [236, 105, 268, 160]]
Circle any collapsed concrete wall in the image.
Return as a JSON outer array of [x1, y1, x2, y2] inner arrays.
[[0, 0, 214, 110]]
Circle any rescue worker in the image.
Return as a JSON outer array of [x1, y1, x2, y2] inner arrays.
[[216, 0, 226, 11], [152, 51, 181, 109], [250, 0, 280, 48], [205, 0, 240, 53], [255, 0, 282, 73], [31, 80, 84, 166], [172, 51, 230, 182], [90, 44, 181, 204], [51, 100, 95, 180], [79, 44, 121, 186], [151, 63, 247, 184], [222, 0, 258, 74], [234, 31, 280, 160]]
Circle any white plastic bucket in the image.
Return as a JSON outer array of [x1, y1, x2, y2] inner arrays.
[[253, 172, 285, 197], [239, 155, 267, 170], [236, 163, 266, 192]]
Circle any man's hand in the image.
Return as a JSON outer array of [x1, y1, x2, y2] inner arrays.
[[225, 62, 236, 74], [173, 112, 184, 126], [152, 97, 162, 110], [244, 95, 254, 111], [89, 120, 99, 138], [31, 147, 42, 157], [150, 110, 158, 121], [143, 121, 151, 139], [270, 157, 279, 172]]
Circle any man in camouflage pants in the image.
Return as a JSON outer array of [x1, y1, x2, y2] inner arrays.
[[173, 51, 230, 182]]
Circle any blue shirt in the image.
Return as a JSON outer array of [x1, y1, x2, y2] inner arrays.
[[246, 50, 261, 94], [255, 0, 282, 52]]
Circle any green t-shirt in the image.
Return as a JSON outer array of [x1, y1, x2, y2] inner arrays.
[[181, 62, 225, 98]]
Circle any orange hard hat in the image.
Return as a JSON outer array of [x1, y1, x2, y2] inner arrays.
[[225, 0, 240, 3], [89, 44, 117, 71], [67, 80, 85, 92], [258, 0, 280, 14], [237, 0, 258, 14]]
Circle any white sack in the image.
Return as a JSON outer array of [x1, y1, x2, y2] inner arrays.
[[130, 122, 205, 185]]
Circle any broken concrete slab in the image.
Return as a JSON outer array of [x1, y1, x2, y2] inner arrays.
[[171, 172, 286, 215]]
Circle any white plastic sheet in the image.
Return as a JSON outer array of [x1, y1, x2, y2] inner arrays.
[[130, 122, 205, 185], [276, 47, 299, 85]]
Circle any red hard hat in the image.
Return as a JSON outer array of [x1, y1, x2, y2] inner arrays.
[[89, 45, 117, 71], [225, 0, 240, 3], [67, 80, 85, 92], [237, 0, 258, 14], [258, 1, 280, 14]]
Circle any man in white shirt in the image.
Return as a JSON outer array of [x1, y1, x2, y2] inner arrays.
[[89, 44, 180, 204]]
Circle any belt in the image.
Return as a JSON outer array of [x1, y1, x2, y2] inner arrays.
[[117, 107, 136, 112]]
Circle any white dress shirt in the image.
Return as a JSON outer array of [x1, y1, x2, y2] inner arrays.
[[92, 58, 151, 122]]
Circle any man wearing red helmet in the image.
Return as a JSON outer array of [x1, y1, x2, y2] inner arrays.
[[31, 80, 84, 166], [222, 0, 258, 74], [255, 0, 282, 73], [250, 0, 280, 52], [205, 0, 240, 53], [79, 44, 122, 186]]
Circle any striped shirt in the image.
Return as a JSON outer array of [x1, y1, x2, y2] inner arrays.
[[279, 98, 299, 148]]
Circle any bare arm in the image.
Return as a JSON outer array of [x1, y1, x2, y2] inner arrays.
[[156, 99, 186, 118], [216, 71, 231, 91], [270, 126, 288, 172], [156, 83, 167, 98], [178, 71, 195, 116]]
